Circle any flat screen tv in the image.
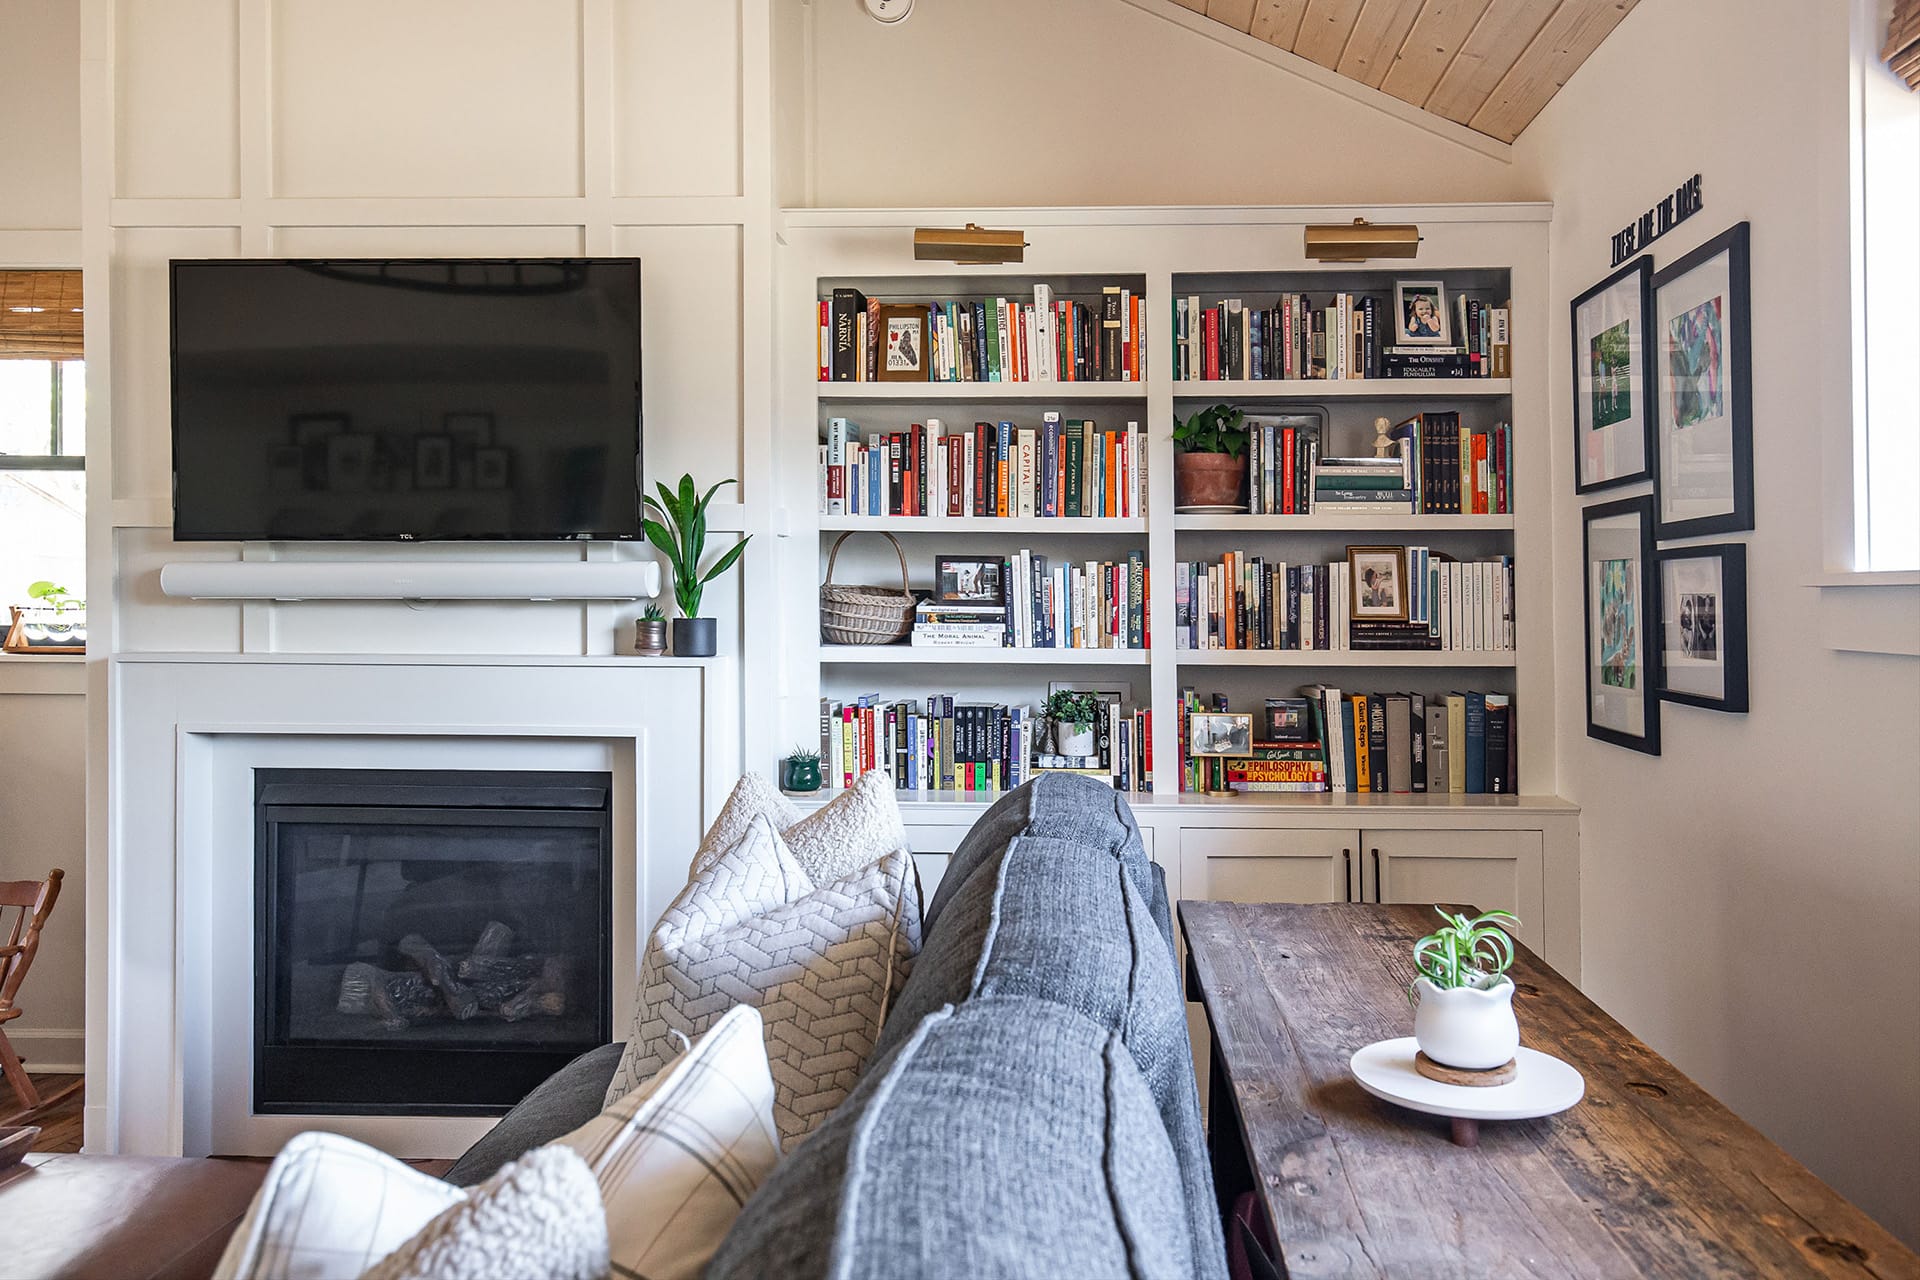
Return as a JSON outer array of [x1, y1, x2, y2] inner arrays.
[[170, 258, 642, 541]]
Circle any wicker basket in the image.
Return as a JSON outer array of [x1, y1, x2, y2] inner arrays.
[[820, 531, 916, 645]]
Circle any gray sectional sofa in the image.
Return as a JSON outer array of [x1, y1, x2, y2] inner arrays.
[[447, 773, 1228, 1280]]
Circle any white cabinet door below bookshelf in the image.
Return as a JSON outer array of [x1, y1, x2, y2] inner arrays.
[[1178, 827, 1355, 906], [903, 823, 973, 900], [1362, 829, 1545, 955]]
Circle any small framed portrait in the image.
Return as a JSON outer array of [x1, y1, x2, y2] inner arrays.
[[473, 447, 511, 490], [934, 554, 1004, 605], [1583, 495, 1661, 754], [1347, 545, 1409, 622], [1262, 697, 1314, 743], [1571, 256, 1655, 493], [1393, 280, 1450, 345], [1655, 542, 1748, 713], [875, 304, 929, 383], [1653, 222, 1753, 539], [1189, 712, 1253, 758], [325, 433, 373, 492], [414, 434, 454, 490]]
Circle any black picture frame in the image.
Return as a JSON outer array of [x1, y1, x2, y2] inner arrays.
[[1570, 256, 1656, 494], [1582, 495, 1661, 754], [933, 554, 1005, 606], [1652, 222, 1754, 540], [1654, 542, 1749, 713]]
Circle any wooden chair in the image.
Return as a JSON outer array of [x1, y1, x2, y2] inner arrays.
[[0, 868, 63, 1113]]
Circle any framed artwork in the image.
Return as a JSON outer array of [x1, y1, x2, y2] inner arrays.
[[1582, 495, 1661, 754], [1653, 222, 1753, 539], [414, 435, 453, 490], [875, 304, 928, 383], [1188, 712, 1252, 758], [1262, 697, 1314, 743], [1393, 280, 1450, 345], [1571, 257, 1655, 492], [934, 554, 1004, 605], [1655, 542, 1748, 713], [1346, 545, 1409, 622]]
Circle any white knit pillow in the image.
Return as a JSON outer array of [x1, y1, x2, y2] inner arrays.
[[693, 768, 907, 887], [558, 1004, 782, 1280], [359, 1146, 607, 1280], [606, 812, 920, 1145]]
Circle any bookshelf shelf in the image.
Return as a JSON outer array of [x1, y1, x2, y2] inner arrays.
[[1171, 513, 1514, 532], [818, 381, 1145, 401], [1172, 378, 1512, 399], [820, 515, 1148, 534], [818, 645, 1150, 666], [1173, 649, 1517, 668]]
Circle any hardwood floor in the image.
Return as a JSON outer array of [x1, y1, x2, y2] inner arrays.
[[7, 1073, 85, 1153]]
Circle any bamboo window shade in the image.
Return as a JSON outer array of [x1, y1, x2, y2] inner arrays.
[[0, 271, 83, 360], [1890, 0, 1920, 89]]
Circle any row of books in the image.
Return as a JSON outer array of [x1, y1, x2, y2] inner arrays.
[[821, 416, 1145, 519], [1172, 551, 1515, 652], [911, 551, 1147, 650], [1172, 294, 1510, 382], [1176, 687, 1516, 794], [1390, 412, 1514, 515], [818, 284, 1147, 383], [819, 695, 1151, 793]]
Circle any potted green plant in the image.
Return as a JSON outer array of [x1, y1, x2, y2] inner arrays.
[[1172, 403, 1248, 511], [1409, 908, 1522, 1071], [4, 581, 86, 655], [1044, 690, 1100, 758], [642, 474, 750, 658], [635, 604, 668, 656], [782, 746, 823, 793]]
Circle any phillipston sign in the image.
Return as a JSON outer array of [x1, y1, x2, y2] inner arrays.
[[1610, 175, 1703, 267]]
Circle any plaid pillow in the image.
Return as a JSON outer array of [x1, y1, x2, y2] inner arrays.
[[558, 1004, 782, 1280]]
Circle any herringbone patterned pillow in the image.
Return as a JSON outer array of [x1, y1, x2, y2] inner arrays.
[[606, 813, 920, 1146]]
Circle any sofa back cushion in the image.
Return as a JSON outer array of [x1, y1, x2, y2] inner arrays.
[[707, 995, 1192, 1280]]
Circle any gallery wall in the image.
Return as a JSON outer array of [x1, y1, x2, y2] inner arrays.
[[1515, 0, 1920, 1243]]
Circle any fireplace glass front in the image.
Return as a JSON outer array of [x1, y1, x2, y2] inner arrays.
[[254, 768, 613, 1115]]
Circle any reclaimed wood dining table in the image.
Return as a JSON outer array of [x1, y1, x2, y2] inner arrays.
[[1178, 900, 1919, 1279]]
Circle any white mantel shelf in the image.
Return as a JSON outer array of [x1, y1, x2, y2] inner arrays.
[[113, 652, 729, 669]]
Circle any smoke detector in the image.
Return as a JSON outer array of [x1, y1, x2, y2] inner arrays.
[[864, 0, 913, 23]]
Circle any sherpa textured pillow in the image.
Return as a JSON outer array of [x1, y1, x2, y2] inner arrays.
[[606, 809, 920, 1145], [692, 767, 908, 887], [359, 1145, 607, 1280], [557, 1004, 782, 1280]]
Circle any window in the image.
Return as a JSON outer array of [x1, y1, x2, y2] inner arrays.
[[1857, 0, 1920, 571], [0, 270, 86, 602]]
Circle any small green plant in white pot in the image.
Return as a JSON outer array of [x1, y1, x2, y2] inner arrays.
[[1409, 908, 1522, 1070], [1044, 690, 1100, 758]]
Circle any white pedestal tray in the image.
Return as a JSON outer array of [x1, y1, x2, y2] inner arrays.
[[1350, 1037, 1585, 1147]]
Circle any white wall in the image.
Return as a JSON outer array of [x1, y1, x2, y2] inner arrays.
[[1, 0, 86, 1075], [789, 0, 1529, 208], [1515, 0, 1920, 1244]]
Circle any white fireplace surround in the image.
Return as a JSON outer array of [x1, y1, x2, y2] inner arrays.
[[96, 654, 733, 1158]]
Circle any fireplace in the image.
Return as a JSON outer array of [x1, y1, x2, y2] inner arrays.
[[254, 768, 613, 1115]]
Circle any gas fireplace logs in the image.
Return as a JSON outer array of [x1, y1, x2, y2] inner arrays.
[[336, 920, 570, 1030]]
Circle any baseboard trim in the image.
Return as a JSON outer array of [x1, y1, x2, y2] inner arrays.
[[7, 1027, 85, 1075]]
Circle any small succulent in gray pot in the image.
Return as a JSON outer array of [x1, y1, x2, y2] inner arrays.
[[635, 604, 668, 656]]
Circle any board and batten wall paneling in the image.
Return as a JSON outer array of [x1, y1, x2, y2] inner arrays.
[[613, 0, 744, 199], [270, 0, 584, 199], [0, 684, 87, 1073], [114, 0, 239, 200], [0, 0, 83, 230]]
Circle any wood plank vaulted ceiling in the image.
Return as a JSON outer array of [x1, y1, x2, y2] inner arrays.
[[1179, 0, 1639, 143]]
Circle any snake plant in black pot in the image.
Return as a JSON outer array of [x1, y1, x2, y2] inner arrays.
[[642, 474, 750, 657]]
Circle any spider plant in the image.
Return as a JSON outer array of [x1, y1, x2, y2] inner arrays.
[[1409, 907, 1520, 1001]]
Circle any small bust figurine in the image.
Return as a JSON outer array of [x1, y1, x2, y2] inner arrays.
[[1373, 416, 1393, 459]]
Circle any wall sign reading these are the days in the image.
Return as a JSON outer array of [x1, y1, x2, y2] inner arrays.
[[1610, 175, 1704, 267]]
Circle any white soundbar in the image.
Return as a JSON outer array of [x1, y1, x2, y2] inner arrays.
[[158, 559, 661, 602]]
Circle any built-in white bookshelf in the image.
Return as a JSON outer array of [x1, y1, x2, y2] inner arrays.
[[772, 207, 1554, 808]]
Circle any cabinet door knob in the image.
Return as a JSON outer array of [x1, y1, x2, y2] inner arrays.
[[1371, 848, 1382, 903], [1343, 848, 1353, 902]]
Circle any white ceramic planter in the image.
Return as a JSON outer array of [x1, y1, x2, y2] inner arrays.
[[1412, 975, 1519, 1070], [1057, 724, 1096, 757]]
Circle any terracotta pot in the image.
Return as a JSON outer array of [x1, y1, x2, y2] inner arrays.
[[1174, 451, 1246, 509]]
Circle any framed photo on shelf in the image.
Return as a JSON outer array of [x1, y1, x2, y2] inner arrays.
[[1393, 280, 1450, 345], [1571, 256, 1655, 493], [1582, 495, 1661, 754], [1653, 222, 1753, 539], [934, 554, 1005, 605], [1347, 545, 1409, 622], [1188, 712, 1252, 758], [875, 304, 929, 383], [1655, 542, 1748, 713]]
